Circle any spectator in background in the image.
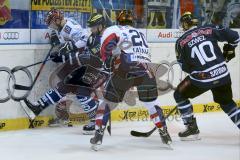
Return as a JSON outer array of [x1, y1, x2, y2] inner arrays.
[[0, 0, 12, 25]]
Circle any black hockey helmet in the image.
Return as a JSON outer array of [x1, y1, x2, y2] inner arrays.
[[180, 12, 193, 25], [87, 13, 105, 27], [180, 12, 198, 30], [117, 10, 134, 26]]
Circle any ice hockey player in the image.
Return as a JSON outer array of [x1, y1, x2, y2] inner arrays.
[[174, 12, 240, 141], [87, 11, 172, 150], [23, 9, 104, 134], [116, 9, 134, 26]]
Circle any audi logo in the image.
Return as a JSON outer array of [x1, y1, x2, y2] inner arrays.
[[3, 32, 19, 40], [0, 66, 33, 103]]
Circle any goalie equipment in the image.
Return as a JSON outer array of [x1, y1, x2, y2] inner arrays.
[[223, 43, 236, 62]]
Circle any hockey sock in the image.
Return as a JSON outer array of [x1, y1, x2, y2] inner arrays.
[[221, 101, 240, 129], [37, 88, 63, 109], [176, 99, 194, 124], [143, 101, 165, 128], [76, 95, 99, 119], [95, 102, 111, 130]]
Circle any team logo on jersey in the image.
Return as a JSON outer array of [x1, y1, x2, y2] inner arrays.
[[180, 28, 212, 47], [63, 25, 72, 34]]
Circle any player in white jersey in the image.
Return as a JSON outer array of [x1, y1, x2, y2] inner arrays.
[[88, 12, 172, 150], [24, 9, 102, 134]]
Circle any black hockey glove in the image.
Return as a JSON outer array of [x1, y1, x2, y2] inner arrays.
[[50, 51, 63, 63], [59, 41, 76, 55], [223, 43, 236, 62], [49, 41, 76, 63], [50, 31, 60, 47]]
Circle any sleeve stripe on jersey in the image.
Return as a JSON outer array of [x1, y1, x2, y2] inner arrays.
[[234, 37, 240, 43], [229, 43, 238, 46], [101, 33, 119, 61]]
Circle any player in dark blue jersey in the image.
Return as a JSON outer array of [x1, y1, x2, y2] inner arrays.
[[174, 12, 240, 140]]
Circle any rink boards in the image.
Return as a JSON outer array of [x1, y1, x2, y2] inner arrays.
[[0, 100, 239, 131], [0, 42, 239, 132]]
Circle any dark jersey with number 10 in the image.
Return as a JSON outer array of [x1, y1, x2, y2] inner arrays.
[[175, 25, 239, 88]]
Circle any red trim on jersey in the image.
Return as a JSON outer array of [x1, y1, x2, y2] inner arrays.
[[155, 122, 163, 128], [101, 33, 119, 61], [96, 119, 102, 126], [150, 112, 159, 119], [96, 109, 105, 115]]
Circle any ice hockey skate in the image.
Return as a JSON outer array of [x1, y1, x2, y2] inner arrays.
[[178, 117, 201, 141], [82, 119, 95, 135], [90, 128, 105, 151]]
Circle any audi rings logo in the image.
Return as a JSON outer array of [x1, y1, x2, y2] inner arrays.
[[0, 66, 33, 103], [3, 32, 19, 40]]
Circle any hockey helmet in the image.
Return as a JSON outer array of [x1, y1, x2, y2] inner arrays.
[[45, 9, 64, 26], [87, 13, 105, 27], [180, 12, 198, 30], [116, 10, 134, 26]]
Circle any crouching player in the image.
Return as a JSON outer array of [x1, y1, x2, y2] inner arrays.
[[23, 9, 105, 134]]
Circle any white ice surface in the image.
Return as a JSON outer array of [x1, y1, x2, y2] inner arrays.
[[0, 112, 239, 160]]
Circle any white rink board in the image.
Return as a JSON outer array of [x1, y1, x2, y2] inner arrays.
[[0, 40, 239, 119]]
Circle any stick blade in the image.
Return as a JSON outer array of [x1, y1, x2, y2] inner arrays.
[[14, 84, 32, 90], [130, 130, 149, 137]]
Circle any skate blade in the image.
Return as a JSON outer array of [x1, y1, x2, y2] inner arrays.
[[161, 143, 173, 150], [48, 123, 62, 127], [160, 140, 173, 150], [91, 144, 101, 151], [83, 131, 95, 135], [180, 134, 201, 141], [19, 100, 36, 120]]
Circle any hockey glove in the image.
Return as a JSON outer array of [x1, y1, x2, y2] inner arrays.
[[50, 51, 63, 63], [50, 31, 60, 47], [59, 41, 74, 55], [223, 43, 235, 62]]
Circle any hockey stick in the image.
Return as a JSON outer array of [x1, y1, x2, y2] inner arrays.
[[130, 106, 177, 137], [107, 109, 111, 136], [13, 46, 54, 91], [18, 46, 54, 120], [12, 58, 55, 74]]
